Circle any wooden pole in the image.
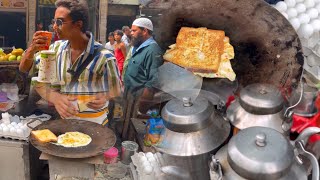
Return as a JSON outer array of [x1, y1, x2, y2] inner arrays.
[[99, 0, 108, 44], [26, 0, 37, 46]]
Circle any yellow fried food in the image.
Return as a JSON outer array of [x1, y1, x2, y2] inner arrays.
[[31, 129, 58, 143], [57, 132, 92, 148], [163, 27, 236, 81], [163, 27, 225, 73]]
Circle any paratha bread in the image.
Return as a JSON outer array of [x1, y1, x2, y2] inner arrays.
[[31, 129, 58, 143], [163, 27, 225, 73]]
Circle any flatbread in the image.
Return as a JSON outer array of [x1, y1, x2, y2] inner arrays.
[[163, 27, 225, 73], [163, 27, 236, 81], [56, 132, 92, 148]]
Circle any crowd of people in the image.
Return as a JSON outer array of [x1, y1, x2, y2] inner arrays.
[[19, 0, 164, 128]]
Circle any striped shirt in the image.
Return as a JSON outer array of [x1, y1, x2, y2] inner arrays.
[[32, 32, 122, 124]]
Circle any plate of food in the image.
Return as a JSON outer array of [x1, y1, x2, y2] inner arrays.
[[29, 119, 116, 158]]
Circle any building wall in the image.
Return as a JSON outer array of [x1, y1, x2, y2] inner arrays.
[[106, 4, 138, 36], [27, 0, 36, 46], [99, 0, 108, 44], [27, 0, 107, 44], [109, 0, 139, 5], [0, 1, 27, 48]]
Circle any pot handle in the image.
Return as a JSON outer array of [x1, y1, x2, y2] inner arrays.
[[209, 155, 223, 180], [293, 127, 320, 146], [295, 140, 319, 180], [283, 80, 305, 121]]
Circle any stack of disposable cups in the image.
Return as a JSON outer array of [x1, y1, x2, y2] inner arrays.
[[273, 0, 320, 40], [273, 0, 320, 81]]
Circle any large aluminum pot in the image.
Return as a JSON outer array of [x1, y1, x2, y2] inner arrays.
[[156, 97, 231, 156], [211, 127, 320, 180], [227, 83, 292, 135], [155, 96, 231, 179]]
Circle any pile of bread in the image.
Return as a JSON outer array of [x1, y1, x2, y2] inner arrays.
[[163, 27, 236, 81]]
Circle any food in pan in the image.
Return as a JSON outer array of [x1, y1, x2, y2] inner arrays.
[[163, 27, 236, 81], [57, 132, 92, 147], [31, 129, 58, 143]]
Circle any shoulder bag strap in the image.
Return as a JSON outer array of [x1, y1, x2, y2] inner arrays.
[[68, 46, 104, 90]]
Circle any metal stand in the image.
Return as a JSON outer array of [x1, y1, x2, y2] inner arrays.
[[0, 139, 30, 180], [121, 93, 137, 140], [40, 153, 104, 180]]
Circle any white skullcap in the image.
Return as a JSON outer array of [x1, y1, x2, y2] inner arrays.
[[132, 18, 153, 31]]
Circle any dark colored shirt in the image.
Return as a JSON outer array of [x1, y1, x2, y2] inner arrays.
[[124, 37, 163, 95]]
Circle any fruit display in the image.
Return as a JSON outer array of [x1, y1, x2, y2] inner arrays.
[[0, 48, 23, 62]]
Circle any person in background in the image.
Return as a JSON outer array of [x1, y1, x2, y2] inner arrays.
[[123, 17, 163, 107], [121, 26, 131, 46], [19, 0, 121, 125], [121, 26, 131, 53], [121, 18, 163, 138], [105, 32, 117, 53], [36, 21, 44, 31], [121, 45, 133, 81], [114, 30, 126, 79]]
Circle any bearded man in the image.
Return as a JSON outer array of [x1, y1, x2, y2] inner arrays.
[[121, 18, 163, 138], [123, 18, 163, 98]]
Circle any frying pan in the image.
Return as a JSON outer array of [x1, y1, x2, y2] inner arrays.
[[29, 119, 116, 158], [147, 0, 303, 92]]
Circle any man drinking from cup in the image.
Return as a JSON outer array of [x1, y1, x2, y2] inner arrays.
[[19, 0, 122, 125]]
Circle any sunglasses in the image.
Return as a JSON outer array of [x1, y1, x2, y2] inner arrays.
[[51, 19, 73, 27]]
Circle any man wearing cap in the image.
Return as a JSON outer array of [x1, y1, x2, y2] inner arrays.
[[121, 18, 163, 138], [123, 17, 163, 99]]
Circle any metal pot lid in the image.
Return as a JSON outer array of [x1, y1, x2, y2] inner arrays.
[[227, 127, 294, 179], [161, 97, 213, 133], [155, 111, 231, 156], [239, 83, 284, 114], [226, 100, 287, 134]]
